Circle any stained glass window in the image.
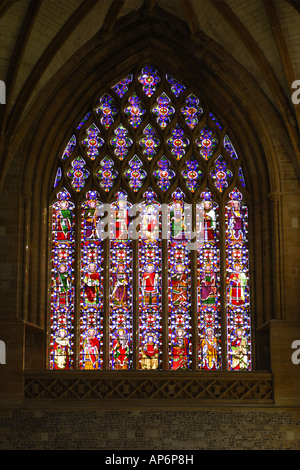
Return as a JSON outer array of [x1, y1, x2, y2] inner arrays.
[[50, 65, 252, 371]]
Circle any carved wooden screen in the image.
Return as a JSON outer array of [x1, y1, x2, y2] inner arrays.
[[49, 66, 252, 371]]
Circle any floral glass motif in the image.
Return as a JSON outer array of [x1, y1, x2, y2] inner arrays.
[[124, 93, 146, 129], [95, 94, 117, 129], [181, 94, 203, 129], [61, 135, 76, 160], [168, 189, 192, 370], [181, 158, 202, 193], [197, 190, 221, 370], [210, 155, 233, 192], [225, 188, 251, 370], [138, 66, 161, 97], [195, 125, 218, 161], [109, 191, 133, 370], [152, 92, 175, 129], [80, 191, 104, 369], [111, 74, 133, 98], [81, 124, 104, 160], [124, 155, 147, 192], [110, 124, 133, 160], [166, 74, 186, 97], [50, 189, 75, 369], [139, 188, 162, 369], [95, 156, 118, 192], [224, 135, 238, 160], [138, 124, 160, 161], [153, 156, 175, 192], [167, 124, 189, 160], [67, 156, 89, 192]]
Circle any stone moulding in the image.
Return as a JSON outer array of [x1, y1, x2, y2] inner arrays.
[[24, 371, 273, 402]]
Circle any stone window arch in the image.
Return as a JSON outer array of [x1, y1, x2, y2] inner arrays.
[[49, 65, 252, 372]]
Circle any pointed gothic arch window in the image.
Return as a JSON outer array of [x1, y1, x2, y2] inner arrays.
[[50, 65, 252, 371]]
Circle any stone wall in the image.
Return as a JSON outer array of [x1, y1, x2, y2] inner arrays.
[[0, 406, 299, 450]]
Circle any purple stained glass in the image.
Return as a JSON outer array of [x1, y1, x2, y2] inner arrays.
[[67, 156, 89, 192], [96, 94, 117, 129], [168, 189, 192, 370], [138, 124, 160, 161], [77, 112, 91, 130], [181, 158, 202, 193], [152, 93, 175, 129], [209, 113, 222, 130], [124, 155, 147, 192], [197, 190, 222, 370], [210, 155, 233, 192], [81, 124, 104, 161], [80, 191, 104, 370], [61, 135, 76, 160], [181, 94, 203, 129], [224, 135, 238, 160], [225, 188, 251, 370], [166, 74, 186, 97], [54, 167, 62, 188], [139, 188, 162, 369], [110, 124, 133, 160], [153, 156, 175, 192], [95, 156, 118, 192], [50, 188, 75, 370], [124, 93, 146, 129], [167, 124, 189, 160], [238, 167, 246, 187], [138, 66, 161, 97], [111, 74, 133, 98], [195, 125, 218, 161]]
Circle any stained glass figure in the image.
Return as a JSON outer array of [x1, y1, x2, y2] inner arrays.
[[210, 155, 233, 192], [81, 123, 104, 160], [168, 189, 192, 369], [225, 188, 251, 370], [50, 189, 75, 369], [152, 92, 175, 129], [197, 190, 221, 370], [95, 94, 117, 129], [166, 74, 186, 97], [139, 188, 162, 369], [112, 74, 133, 98], [124, 155, 147, 192], [138, 124, 160, 161], [124, 93, 146, 129], [109, 191, 132, 369], [80, 191, 104, 369], [181, 94, 203, 129], [181, 158, 202, 193], [110, 124, 133, 160], [224, 135, 238, 160], [61, 135, 76, 160], [95, 156, 118, 192], [153, 156, 175, 192], [138, 66, 161, 97], [195, 125, 218, 161], [67, 156, 89, 192], [167, 124, 189, 160]]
